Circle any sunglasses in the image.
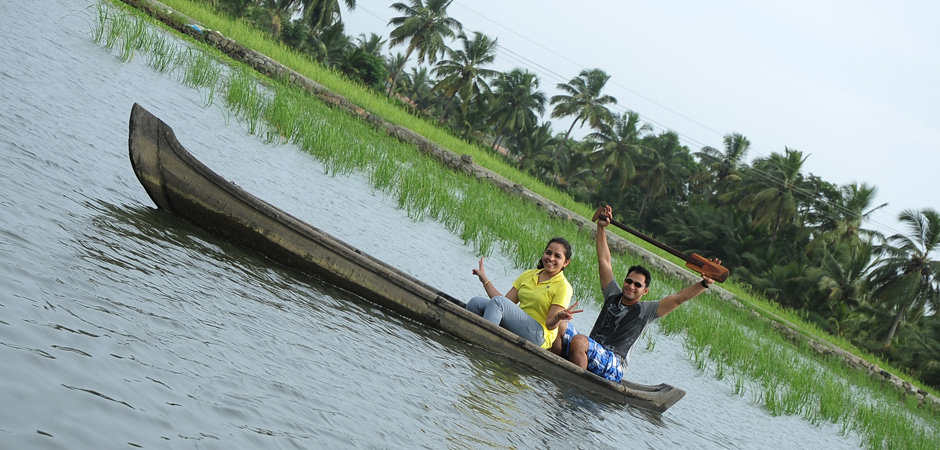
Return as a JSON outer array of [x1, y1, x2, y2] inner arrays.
[[624, 278, 644, 288]]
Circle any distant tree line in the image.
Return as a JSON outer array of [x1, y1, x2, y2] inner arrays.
[[202, 0, 940, 388]]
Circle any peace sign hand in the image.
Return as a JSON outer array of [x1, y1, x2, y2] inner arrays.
[[555, 301, 584, 322]]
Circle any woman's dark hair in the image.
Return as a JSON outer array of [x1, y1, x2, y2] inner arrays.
[[536, 237, 573, 270]]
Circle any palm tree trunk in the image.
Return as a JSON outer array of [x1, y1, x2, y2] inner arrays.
[[769, 213, 781, 251], [386, 49, 413, 98], [492, 124, 508, 150], [387, 66, 404, 98], [637, 188, 652, 222], [768, 201, 786, 251], [439, 101, 454, 125], [881, 306, 905, 347], [554, 118, 579, 159]]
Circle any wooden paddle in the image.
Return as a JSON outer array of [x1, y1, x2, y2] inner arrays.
[[592, 207, 730, 283]]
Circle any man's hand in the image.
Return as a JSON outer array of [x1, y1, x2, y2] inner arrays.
[[700, 276, 715, 289], [595, 205, 612, 228]]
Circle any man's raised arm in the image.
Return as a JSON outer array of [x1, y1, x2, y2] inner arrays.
[[595, 205, 615, 289]]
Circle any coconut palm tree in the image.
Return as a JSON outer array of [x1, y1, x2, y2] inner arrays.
[[587, 111, 652, 189], [730, 148, 808, 251], [356, 32, 386, 56], [431, 31, 500, 116], [632, 131, 691, 222], [446, 88, 493, 139], [306, 21, 351, 67], [251, 0, 299, 36], [300, 0, 356, 30], [891, 315, 940, 384], [549, 68, 617, 156], [342, 47, 388, 88], [654, 204, 749, 271], [488, 69, 546, 151], [808, 182, 887, 249], [513, 122, 559, 177], [803, 240, 876, 318], [553, 141, 594, 191], [400, 66, 436, 112], [384, 52, 409, 96], [868, 208, 940, 347], [211, 0, 253, 17], [386, 0, 463, 97], [693, 132, 751, 198]]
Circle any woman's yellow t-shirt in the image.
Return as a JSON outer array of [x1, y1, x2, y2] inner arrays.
[[512, 268, 573, 348]]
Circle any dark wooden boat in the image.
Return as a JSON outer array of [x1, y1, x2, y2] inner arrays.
[[127, 103, 686, 412]]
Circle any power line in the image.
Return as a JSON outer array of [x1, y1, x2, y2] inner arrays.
[[444, 1, 907, 237], [349, 1, 907, 237]]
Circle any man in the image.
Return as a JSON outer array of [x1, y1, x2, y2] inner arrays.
[[560, 205, 715, 382]]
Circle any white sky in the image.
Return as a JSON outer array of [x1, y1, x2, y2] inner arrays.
[[341, 0, 940, 237]]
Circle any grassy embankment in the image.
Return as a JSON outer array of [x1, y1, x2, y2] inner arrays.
[[95, 2, 938, 449]]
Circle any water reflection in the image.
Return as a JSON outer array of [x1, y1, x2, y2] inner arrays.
[[0, 0, 878, 447]]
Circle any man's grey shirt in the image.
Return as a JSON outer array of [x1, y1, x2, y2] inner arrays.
[[588, 280, 661, 370]]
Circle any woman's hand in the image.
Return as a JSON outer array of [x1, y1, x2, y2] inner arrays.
[[472, 257, 488, 284], [546, 302, 584, 329], [556, 301, 584, 322]]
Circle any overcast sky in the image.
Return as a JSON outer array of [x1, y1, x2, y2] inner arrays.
[[341, 0, 939, 238]]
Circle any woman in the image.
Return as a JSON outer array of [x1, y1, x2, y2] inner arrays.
[[466, 237, 583, 349]]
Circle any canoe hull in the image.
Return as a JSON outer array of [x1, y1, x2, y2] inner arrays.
[[128, 103, 685, 412]]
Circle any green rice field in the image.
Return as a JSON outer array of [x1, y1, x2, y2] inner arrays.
[[94, 2, 939, 448]]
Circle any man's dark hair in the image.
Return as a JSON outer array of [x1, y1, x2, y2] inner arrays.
[[627, 265, 652, 287]]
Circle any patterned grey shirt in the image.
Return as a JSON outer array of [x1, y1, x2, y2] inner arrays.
[[588, 280, 661, 371]]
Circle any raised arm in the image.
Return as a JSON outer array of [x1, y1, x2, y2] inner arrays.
[[473, 257, 501, 298], [473, 257, 520, 302], [657, 276, 714, 317], [595, 205, 615, 289]]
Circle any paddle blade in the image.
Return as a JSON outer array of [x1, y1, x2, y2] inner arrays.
[[686, 253, 730, 283]]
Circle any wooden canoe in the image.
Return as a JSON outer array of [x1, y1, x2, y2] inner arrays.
[[127, 103, 686, 413]]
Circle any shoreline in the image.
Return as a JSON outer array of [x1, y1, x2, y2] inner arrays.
[[114, 0, 939, 411]]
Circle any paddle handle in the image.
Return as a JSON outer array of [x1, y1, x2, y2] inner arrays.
[[592, 208, 729, 283]]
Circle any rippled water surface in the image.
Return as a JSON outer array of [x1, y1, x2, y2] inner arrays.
[[0, 1, 867, 448]]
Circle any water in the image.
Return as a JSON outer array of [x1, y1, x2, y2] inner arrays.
[[0, 1, 866, 448]]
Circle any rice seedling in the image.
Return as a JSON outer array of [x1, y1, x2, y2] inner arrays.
[[368, 153, 399, 193], [147, 35, 179, 73], [94, 8, 130, 52], [119, 14, 149, 61], [85, 0, 608, 323], [94, 3, 940, 448], [92, 3, 109, 43], [762, 381, 783, 416], [262, 83, 307, 144], [423, 176, 460, 225], [817, 376, 849, 424], [224, 66, 266, 135], [782, 378, 810, 416], [179, 48, 221, 98], [102, 9, 125, 50], [713, 361, 726, 381], [643, 333, 656, 352], [733, 374, 747, 396], [691, 347, 708, 372]]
